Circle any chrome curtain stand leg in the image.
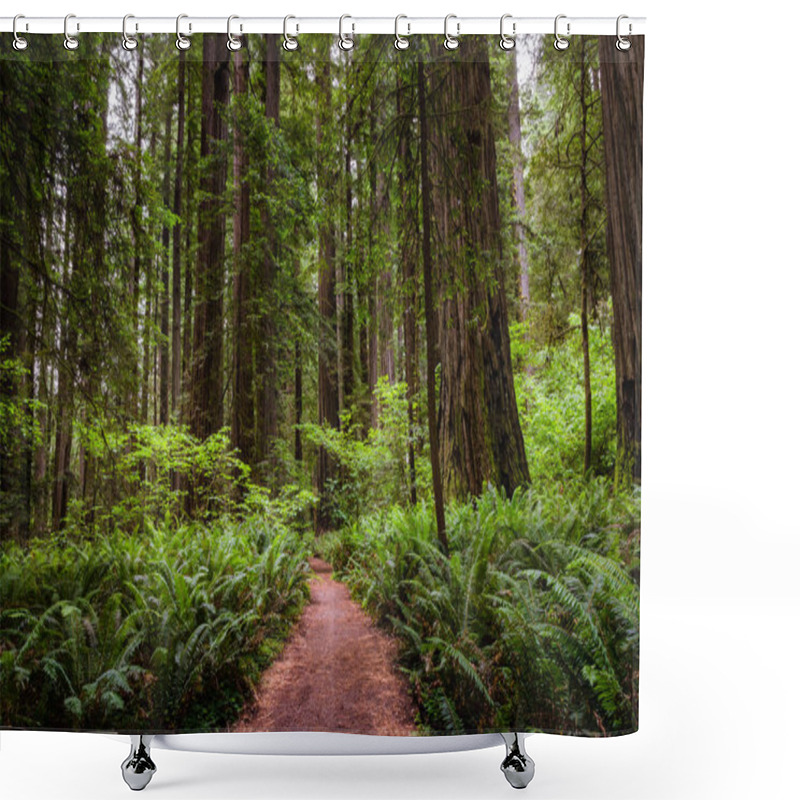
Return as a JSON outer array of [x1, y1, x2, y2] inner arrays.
[[500, 732, 535, 789], [121, 734, 157, 791]]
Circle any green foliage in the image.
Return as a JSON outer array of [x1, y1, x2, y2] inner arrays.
[[0, 513, 310, 731], [511, 313, 618, 481], [320, 480, 639, 736], [64, 422, 255, 533], [299, 376, 431, 527]]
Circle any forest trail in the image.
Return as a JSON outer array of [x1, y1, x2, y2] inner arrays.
[[233, 557, 417, 735]]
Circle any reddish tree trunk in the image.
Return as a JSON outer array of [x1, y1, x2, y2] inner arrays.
[[256, 34, 281, 475], [599, 37, 644, 484], [315, 59, 340, 533], [430, 38, 530, 501], [231, 47, 255, 468], [190, 35, 230, 441], [417, 59, 447, 549], [171, 50, 185, 421]]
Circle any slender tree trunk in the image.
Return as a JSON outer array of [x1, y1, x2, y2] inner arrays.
[[190, 34, 230, 442], [256, 34, 281, 475], [294, 337, 303, 463], [130, 46, 145, 420], [171, 50, 185, 422], [158, 108, 173, 426], [181, 57, 196, 422], [52, 210, 73, 529], [315, 58, 340, 533], [507, 47, 530, 312], [341, 129, 356, 417], [231, 46, 255, 468], [417, 59, 447, 549], [599, 37, 644, 484], [376, 172, 395, 385], [398, 68, 418, 506], [367, 110, 379, 428]]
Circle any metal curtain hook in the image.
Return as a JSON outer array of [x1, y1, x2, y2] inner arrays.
[[616, 14, 632, 51], [283, 15, 298, 51], [122, 14, 138, 51], [553, 14, 570, 51], [499, 14, 516, 51], [64, 13, 79, 51], [339, 14, 354, 51], [394, 14, 410, 51], [12, 14, 28, 51], [176, 14, 191, 50], [443, 14, 459, 50], [227, 15, 243, 51]]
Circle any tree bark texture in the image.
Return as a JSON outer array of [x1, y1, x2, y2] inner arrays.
[[231, 46, 255, 468], [429, 37, 530, 502], [190, 34, 229, 441], [599, 37, 644, 483]]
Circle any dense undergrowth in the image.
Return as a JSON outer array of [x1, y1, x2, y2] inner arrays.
[[0, 515, 310, 731], [320, 479, 640, 736]]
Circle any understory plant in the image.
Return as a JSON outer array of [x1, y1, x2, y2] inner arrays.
[[0, 515, 311, 731], [321, 480, 639, 736]]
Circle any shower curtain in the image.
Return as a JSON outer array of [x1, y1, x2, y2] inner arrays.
[[0, 31, 643, 739]]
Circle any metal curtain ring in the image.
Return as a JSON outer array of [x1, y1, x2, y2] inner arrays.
[[499, 14, 515, 50], [122, 14, 138, 51], [12, 14, 28, 51], [394, 14, 410, 51], [553, 14, 570, 51], [616, 14, 632, 51], [443, 14, 459, 50], [176, 14, 191, 51], [283, 15, 298, 50], [64, 13, 79, 51], [338, 14, 354, 51], [227, 15, 243, 51]]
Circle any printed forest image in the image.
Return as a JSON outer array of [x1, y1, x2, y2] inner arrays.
[[0, 34, 643, 737]]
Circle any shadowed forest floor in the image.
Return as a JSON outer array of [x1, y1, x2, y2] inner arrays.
[[233, 557, 417, 735]]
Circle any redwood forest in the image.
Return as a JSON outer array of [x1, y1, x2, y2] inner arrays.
[[0, 34, 643, 737]]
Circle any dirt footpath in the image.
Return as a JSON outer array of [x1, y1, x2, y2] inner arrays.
[[234, 557, 417, 735]]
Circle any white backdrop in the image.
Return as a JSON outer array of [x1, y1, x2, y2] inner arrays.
[[3, 1, 799, 798]]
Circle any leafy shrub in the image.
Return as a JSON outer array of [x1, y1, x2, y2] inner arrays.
[[299, 376, 428, 527], [320, 480, 639, 736], [511, 314, 618, 482], [64, 421, 251, 534], [0, 514, 310, 731]]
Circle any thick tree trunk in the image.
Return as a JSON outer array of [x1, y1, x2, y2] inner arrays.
[[430, 38, 530, 502], [579, 41, 593, 474], [190, 35, 229, 441], [315, 58, 340, 533], [507, 48, 530, 312], [231, 47, 255, 468], [417, 59, 447, 549], [599, 37, 644, 484]]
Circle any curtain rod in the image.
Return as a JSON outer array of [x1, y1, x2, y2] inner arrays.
[[0, 16, 646, 37]]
